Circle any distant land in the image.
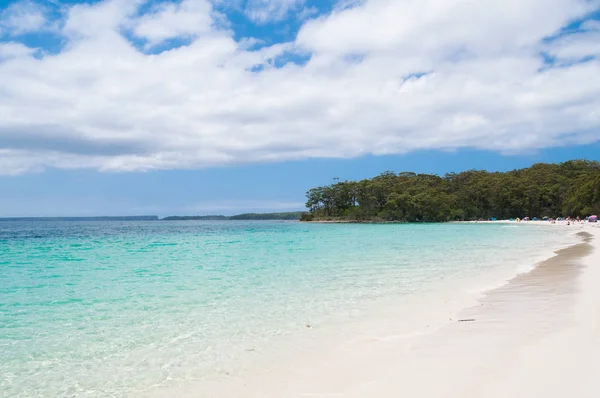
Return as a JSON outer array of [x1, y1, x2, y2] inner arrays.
[[162, 212, 304, 221], [0, 216, 159, 222], [0, 212, 305, 222], [161, 215, 228, 221]]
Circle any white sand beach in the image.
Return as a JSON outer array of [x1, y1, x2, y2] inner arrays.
[[152, 221, 600, 397]]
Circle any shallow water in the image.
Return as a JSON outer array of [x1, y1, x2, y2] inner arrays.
[[0, 221, 574, 397]]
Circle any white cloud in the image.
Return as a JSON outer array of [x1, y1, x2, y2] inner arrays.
[[0, 41, 35, 60], [244, 0, 306, 24], [0, 0, 599, 175], [132, 0, 214, 46], [0, 0, 52, 36], [62, 0, 140, 39], [545, 31, 600, 62], [296, 0, 591, 57]]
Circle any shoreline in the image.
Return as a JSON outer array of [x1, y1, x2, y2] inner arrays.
[[302, 219, 596, 224], [345, 226, 599, 398], [150, 222, 598, 397]]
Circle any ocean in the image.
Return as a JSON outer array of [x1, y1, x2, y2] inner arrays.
[[0, 221, 576, 397]]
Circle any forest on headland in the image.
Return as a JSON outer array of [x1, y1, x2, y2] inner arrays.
[[301, 160, 600, 222]]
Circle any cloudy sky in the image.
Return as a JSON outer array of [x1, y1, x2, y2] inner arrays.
[[0, 0, 599, 216]]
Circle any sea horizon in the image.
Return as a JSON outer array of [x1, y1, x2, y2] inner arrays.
[[0, 212, 305, 222]]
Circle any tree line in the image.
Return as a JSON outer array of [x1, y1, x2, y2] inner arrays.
[[301, 160, 600, 222]]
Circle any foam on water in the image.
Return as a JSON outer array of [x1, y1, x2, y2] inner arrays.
[[0, 221, 574, 396]]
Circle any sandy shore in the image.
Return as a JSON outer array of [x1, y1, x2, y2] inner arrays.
[[152, 221, 599, 397], [340, 223, 600, 398]]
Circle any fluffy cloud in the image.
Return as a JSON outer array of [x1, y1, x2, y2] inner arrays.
[[0, 41, 35, 60], [0, 0, 59, 37], [0, 0, 599, 174], [132, 0, 215, 46], [545, 31, 600, 63]]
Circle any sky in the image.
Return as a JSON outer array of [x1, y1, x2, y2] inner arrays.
[[0, 0, 599, 216]]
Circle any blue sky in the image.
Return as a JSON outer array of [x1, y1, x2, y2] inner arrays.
[[2, 145, 599, 217], [0, 0, 599, 216]]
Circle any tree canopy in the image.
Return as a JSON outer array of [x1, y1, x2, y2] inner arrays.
[[302, 160, 600, 222]]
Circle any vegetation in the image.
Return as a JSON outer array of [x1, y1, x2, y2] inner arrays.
[[162, 212, 303, 221], [302, 160, 600, 222]]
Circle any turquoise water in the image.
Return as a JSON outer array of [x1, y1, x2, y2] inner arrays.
[[0, 221, 573, 396]]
